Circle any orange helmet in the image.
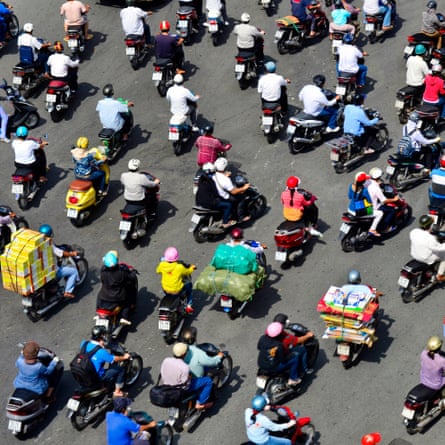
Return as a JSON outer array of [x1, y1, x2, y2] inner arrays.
[[160, 20, 170, 31], [54, 41, 64, 53]]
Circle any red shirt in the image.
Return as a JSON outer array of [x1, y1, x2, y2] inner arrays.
[[196, 135, 229, 166], [423, 74, 445, 104]]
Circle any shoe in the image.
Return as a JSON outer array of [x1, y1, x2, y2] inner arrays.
[[309, 31, 319, 37], [368, 230, 381, 237], [305, 368, 314, 376], [192, 126, 200, 133], [85, 33, 94, 40], [64, 292, 76, 299], [309, 227, 323, 238], [224, 21, 229, 26], [324, 126, 340, 134], [98, 190, 108, 196], [240, 215, 251, 222], [221, 220, 236, 229], [176, 68, 186, 74], [364, 148, 375, 154], [287, 378, 302, 386], [381, 225, 395, 234], [436, 274, 445, 282], [185, 304, 194, 314], [119, 318, 132, 326], [195, 401, 213, 410], [0, 137, 10, 143]]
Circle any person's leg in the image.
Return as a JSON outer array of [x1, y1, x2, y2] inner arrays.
[[280, 86, 288, 115], [0, 105, 8, 140], [380, 5, 392, 28], [369, 209, 384, 233], [34, 149, 47, 180], [0, 20, 6, 43], [90, 170, 106, 193], [266, 436, 292, 445], [57, 265, 79, 294], [103, 364, 126, 395], [189, 376, 213, 405], [183, 281, 193, 305], [357, 64, 367, 87], [144, 23, 151, 45], [216, 200, 233, 224], [276, 355, 300, 381], [319, 107, 338, 129]]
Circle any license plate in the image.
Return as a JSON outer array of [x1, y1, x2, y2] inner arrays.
[[262, 116, 273, 126], [256, 376, 267, 389], [67, 398, 80, 411], [178, 20, 188, 28], [11, 183, 23, 194], [46, 94, 57, 103], [67, 208, 78, 218], [402, 407, 415, 419], [431, 58, 439, 65], [8, 420, 22, 432], [21, 297, 33, 307], [191, 213, 201, 224], [394, 99, 404, 109], [404, 45, 414, 55], [95, 318, 109, 328], [235, 64, 245, 73], [168, 130, 180, 141], [159, 320, 171, 330], [365, 23, 375, 32], [386, 165, 395, 175], [398, 276, 410, 288], [274, 30, 284, 39], [275, 251, 287, 262], [13, 76, 23, 85], [337, 343, 350, 356], [209, 24, 218, 32], [119, 220, 132, 231], [152, 71, 162, 81], [220, 297, 232, 308], [330, 151, 340, 162], [68, 39, 78, 48], [336, 85, 346, 95], [340, 222, 350, 234], [126, 46, 136, 56]]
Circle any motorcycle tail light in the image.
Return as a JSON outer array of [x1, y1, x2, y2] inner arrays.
[[429, 209, 439, 215], [236, 57, 245, 63], [12, 176, 24, 182], [341, 215, 352, 222], [220, 295, 230, 301], [263, 109, 274, 115], [209, 19, 217, 25], [387, 158, 396, 166], [169, 126, 179, 133], [13, 70, 25, 76], [405, 401, 422, 410], [179, 14, 187, 19], [288, 117, 297, 126], [47, 89, 55, 94], [154, 66, 161, 72], [366, 17, 377, 23], [126, 40, 136, 45], [407, 36, 415, 44], [159, 314, 169, 320], [120, 213, 131, 219], [68, 196, 79, 204]]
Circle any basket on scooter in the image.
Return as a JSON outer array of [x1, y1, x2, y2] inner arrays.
[[325, 134, 354, 150], [274, 221, 305, 248]]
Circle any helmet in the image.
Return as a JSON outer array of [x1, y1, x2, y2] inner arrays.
[[203, 124, 214, 135], [369, 167, 383, 180], [182, 326, 197, 345], [160, 20, 170, 31], [419, 214, 434, 229], [251, 395, 267, 411], [273, 313, 289, 326], [39, 224, 53, 237], [382, 184, 396, 199], [16, 126, 28, 138], [214, 157, 228, 172], [432, 63, 442, 73], [172, 342, 188, 357], [427, 1, 437, 9], [202, 162, 216, 174], [409, 111, 420, 123], [427, 335, 442, 352], [23, 341, 40, 360], [264, 61, 276, 73], [91, 325, 107, 341], [54, 41, 64, 53], [76, 136, 89, 149], [103, 250, 118, 268], [351, 93, 364, 105], [103, 84, 114, 97], [286, 175, 300, 188], [361, 433, 381, 445], [128, 159, 141, 171], [234, 175, 247, 187], [312, 74, 325, 88], [343, 32, 354, 44], [173, 74, 184, 85], [163, 246, 179, 262], [334, 0, 343, 8], [424, 128, 437, 139], [23, 23, 33, 33], [355, 171, 369, 183], [266, 322, 283, 338], [231, 227, 244, 240], [348, 269, 361, 284], [240, 12, 250, 23], [126, 0, 136, 5], [440, 156, 445, 168], [415, 44, 426, 55]]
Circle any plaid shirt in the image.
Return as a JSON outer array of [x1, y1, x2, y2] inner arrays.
[[196, 135, 228, 166]]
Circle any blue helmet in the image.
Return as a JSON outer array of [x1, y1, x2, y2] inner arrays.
[[39, 224, 53, 237], [103, 250, 118, 268], [343, 33, 354, 44], [251, 395, 267, 411], [264, 61, 276, 73], [16, 126, 28, 138]]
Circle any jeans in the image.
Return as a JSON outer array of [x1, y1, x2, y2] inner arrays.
[[143, 23, 151, 44], [188, 376, 212, 404], [263, 437, 292, 445], [377, 5, 392, 28], [276, 355, 300, 380], [0, 104, 8, 139], [0, 20, 6, 42], [102, 363, 126, 387], [289, 345, 309, 373], [56, 265, 79, 293], [216, 199, 232, 223], [318, 106, 338, 129], [89, 170, 106, 192]]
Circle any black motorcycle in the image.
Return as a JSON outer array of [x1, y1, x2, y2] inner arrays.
[[129, 411, 173, 444], [234, 50, 258, 90], [65, 25, 86, 60], [152, 58, 175, 97], [45, 78, 75, 123], [0, 205, 28, 253], [364, 0, 396, 44], [395, 86, 423, 125], [261, 101, 284, 144]]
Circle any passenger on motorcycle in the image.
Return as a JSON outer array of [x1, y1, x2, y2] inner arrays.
[[347, 171, 373, 215], [406, 44, 429, 99], [409, 214, 445, 281], [81, 326, 131, 397], [17, 23, 51, 71], [429, 155, 445, 203], [227, 227, 267, 267], [0, 102, 9, 143], [154, 20, 185, 74], [420, 335, 445, 394], [298, 74, 341, 133], [120, 158, 160, 215], [245, 395, 296, 445], [291, 0, 318, 37], [156, 246, 196, 314], [97, 84, 134, 142], [71, 136, 107, 195], [195, 124, 231, 167], [337, 32, 368, 88], [46, 41, 79, 93], [258, 322, 304, 386], [12, 126, 48, 183], [120, 0, 152, 47], [233, 12, 265, 64], [329, 0, 355, 37], [206, 0, 229, 25], [0, 1, 11, 47], [363, 0, 393, 31], [60, 0, 92, 39], [160, 342, 214, 410], [257, 61, 290, 116], [166, 74, 200, 132], [195, 161, 221, 206], [13, 341, 62, 404], [0, 206, 14, 243], [422, 63, 445, 119], [421, 0, 445, 49]]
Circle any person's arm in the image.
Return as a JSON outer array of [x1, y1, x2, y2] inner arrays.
[[196, 348, 223, 368], [358, 109, 379, 127], [258, 413, 296, 432], [112, 352, 131, 363], [139, 420, 157, 432], [67, 57, 80, 68]]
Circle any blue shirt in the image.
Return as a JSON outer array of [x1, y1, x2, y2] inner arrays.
[[347, 183, 372, 213], [430, 167, 445, 199], [106, 411, 139, 445], [291, 0, 311, 20], [332, 8, 351, 25], [96, 97, 128, 132], [80, 340, 114, 378], [244, 408, 290, 444], [184, 344, 221, 378], [343, 104, 379, 136], [13, 355, 58, 395]]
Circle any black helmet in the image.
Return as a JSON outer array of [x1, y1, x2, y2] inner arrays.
[[181, 327, 197, 345], [235, 175, 248, 187], [351, 93, 364, 106], [313, 74, 325, 88], [334, 0, 342, 8], [273, 313, 289, 326], [103, 84, 114, 97], [126, 0, 136, 5], [203, 124, 214, 135], [419, 214, 434, 229], [91, 325, 107, 341], [348, 269, 361, 284], [427, 1, 437, 9]]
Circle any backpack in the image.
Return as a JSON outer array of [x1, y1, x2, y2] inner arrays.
[[195, 174, 219, 209], [74, 156, 94, 178], [70, 343, 101, 387], [397, 127, 416, 157], [149, 384, 185, 407]]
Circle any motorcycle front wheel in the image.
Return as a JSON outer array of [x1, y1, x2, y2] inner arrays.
[[238, 76, 250, 90], [71, 400, 91, 431], [157, 423, 174, 444], [75, 258, 89, 287], [125, 354, 143, 386], [249, 195, 267, 220], [215, 354, 233, 389], [24, 111, 40, 129], [9, 14, 20, 38], [400, 284, 416, 303], [50, 109, 63, 123], [18, 196, 29, 210], [299, 423, 316, 444], [157, 80, 168, 97]]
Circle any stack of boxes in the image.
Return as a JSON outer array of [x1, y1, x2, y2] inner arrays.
[[1, 229, 56, 296]]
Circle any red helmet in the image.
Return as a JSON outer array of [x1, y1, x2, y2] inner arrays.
[[231, 228, 244, 240], [286, 176, 300, 189], [361, 433, 381, 445], [355, 171, 369, 183], [440, 156, 445, 168], [160, 20, 170, 31]]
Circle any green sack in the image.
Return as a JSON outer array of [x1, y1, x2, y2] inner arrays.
[[210, 244, 258, 275]]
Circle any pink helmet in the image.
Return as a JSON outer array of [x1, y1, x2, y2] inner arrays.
[[266, 322, 283, 338], [163, 246, 179, 262]]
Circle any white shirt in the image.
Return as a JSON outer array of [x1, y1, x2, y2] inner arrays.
[[257, 73, 286, 102], [406, 55, 429, 87], [366, 179, 386, 209], [410, 228, 445, 265], [120, 6, 147, 36], [47, 53, 79, 77], [233, 23, 263, 48], [298, 84, 337, 116], [166, 84, 198, 116], [338, 44, 363, 74], [12, 139, 39, 164], [206, 0, 222, 12], [212, 171, 234, 200], [17, 33, 42, 61], [363, 0, 387, 15]]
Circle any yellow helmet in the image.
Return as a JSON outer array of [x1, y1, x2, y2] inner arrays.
[[427, 336, 442, 352], [76, 136, 89, 149]]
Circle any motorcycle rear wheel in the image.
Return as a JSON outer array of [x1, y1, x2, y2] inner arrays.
[[26, 309, 42, 322], [277, 37, 289, 55], [123, 236, 138, 250], [266, 132, 276, 144], [400, 285, 416, 303], [212, 33, 218, 46], [18, 197, 29, 210], [334, 163, 346, 174], [130, 56, 139, 71], [398, 109, 408, 125], [289, 140, 305, 154], [341, 343, 365, 369], [71, 400, 91, 431], [406, 419, 419, 435], [125, 354, 143, 386], [9, 14, 20, 38], [173, 140, 183, 156], [69, 215, 85, 227], [193, 221, 209, 243], [50, 109, 63, 123], [265, 377, 289, 405], [75, 258, 89, 287], [340, 233, 355, 252], [157, 81, 168, 97], [24, 111, 40, 129], [238, 77, 250, 90]]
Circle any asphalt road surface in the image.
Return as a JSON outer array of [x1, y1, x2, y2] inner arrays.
[[0, 1, 443, 444]]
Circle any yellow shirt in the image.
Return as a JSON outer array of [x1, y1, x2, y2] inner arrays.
[[156, 261, 194, 294]]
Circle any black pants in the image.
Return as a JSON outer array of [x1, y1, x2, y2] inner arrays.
[[15, 148, 47, 179], [303, 203, 318, 226]]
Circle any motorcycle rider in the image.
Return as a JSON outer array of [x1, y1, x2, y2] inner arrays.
[[406, 44, 429, 101], [205, 0, 229, 26], [154, 20, 185, 74], [46, 41, 80, 93], [257, 322, 303, 386], [60, 0, 92, 39], [257, 61, 290, 116], [0, 102, 9, 143], [39, 224, 80, 299], [166, 74, 200, 133], [195, 124, 231, 167], [17, 22, 51, 71], [290, 0, 318, 38], [329, 0, 356, 37], [80, 325, 131, 397], [227, 227, 267, 267], [298, 74, 341, 133], [422, 63, 445, 119], [0, 1, 11, 47], [337, 32, 368, 88], [409, 214, 445, 281], [12, 126, 48, 183], [429, 155, 445, 205], [341, 269, 383, 303], [233, 12, 265, 64], [156, 246, 196, 314], [13, 341, 62, 404], [347, 171, 373, 216], [420, 335, 445, 395], [120, 0, 153, 47], [363, 0, 393, 32], [71, 136, 107, 195], [160, 342, 214, 410], [96, 84, 134, 142], [244, 395, 296, 445], [421, 0, 445, 50]]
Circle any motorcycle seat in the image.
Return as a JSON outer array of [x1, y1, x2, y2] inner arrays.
[[263, 101, 281, 111], [417, 104, 439, 118], [125, 34, 143, 41], [412, 32, 435, 44], [236, 50, 256, 60], [98, 128, 116, 139], [121, 203, 146, 215], [338, 71, 356, 80], [407, 383, 440, 403], [48, 80, 68, 89], [257, 368, 284, 378], [154, 58, 173, 67], [69, 179, 93, 191], [11, 388, 40, 402], [13, 167, 33, 177], [159, 292, 185, 310], [365, 12, 384, 19], [276, 220, 305, 233], [403, 259, 430, 273], [67, 25, 82, 34], [177, 6, 195, 14], [397, 85, 418, 97], [13, 64, 35, 72], [295, 111, 324, 127], [192, 205, 220, 214]]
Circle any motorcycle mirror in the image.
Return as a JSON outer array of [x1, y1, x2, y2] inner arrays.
[[293, 410, 300, 418]]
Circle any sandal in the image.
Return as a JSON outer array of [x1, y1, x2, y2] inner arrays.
[[368, 230, 381, 237]]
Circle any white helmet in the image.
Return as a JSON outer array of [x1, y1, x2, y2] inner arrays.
[[173, 74, 184, 85], [128, 159, 141, 171], [369, 167, 383, 180], [23, 23, 34, 33], [240, 12, 250, 23], [214, 157, 228, 172], [202, 162, 216, 173]]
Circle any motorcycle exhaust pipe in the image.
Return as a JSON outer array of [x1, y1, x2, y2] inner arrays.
[[416, 406, 443, 429], [291, 137, 314, 144], [173, 317, 185, 339], [342, 154, 366, 169], [25, 298, 61, 316]]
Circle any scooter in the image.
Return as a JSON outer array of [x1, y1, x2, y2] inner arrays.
[[45, 78, 75, 123], [206, 9, 224, 46], [125, 33, 148, 70], [261, 101, 283, 144], [386, 155, 432, 191], [175, 3, 198, 45], [364, 0, 396, 44], [129, 411, 173, 444], [168, 114, 192, 156], [259, 0, 277, 17], [6, 345, 64, 438], [234, 49, 258, 90], [394, 86, 423, 125], [158, 287, 189, 344], [0, 8, 19, 54], [152, 58, 175, 97], [336, 72, 357, 104], [0, 205, 29, 253], [65, 25, 85, 60]]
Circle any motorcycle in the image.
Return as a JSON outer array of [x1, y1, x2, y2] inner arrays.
[[0, 8, 19, 54], [259, 0, 277, 17], [261, 101, 284, 144], [66, 341, 143, 431], [190, 174, 268, 243], [274, 3, 329, 54], [364, 0, 396, 44], [45, 78, 75, 123], [395, 86, 423, 125], [152, 58, 175, 97], [339, 184, 412, 252], [234, 49, 258, 90], [65, 25, 86, 60], [328, 109, 389, 173], [175, 3, 197, 45], [0, 205, 29, 253], [125, 33, 148, 70], [6, 344, 64, 438], [336, 71, 357, 104], [206, 9, 224, 46], [168, 113, 192, 156], [119, 172, 160, 249], [129, 411, 173, 444], [256, 322, 319, 404], [416, 103, 440, 132]]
